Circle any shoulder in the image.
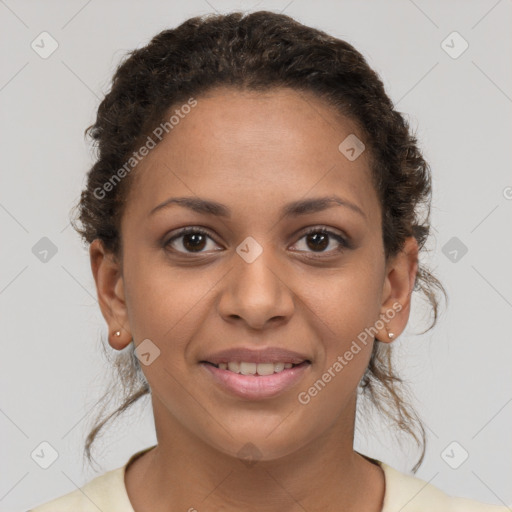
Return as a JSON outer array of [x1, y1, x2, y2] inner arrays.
[[380, 461, 509, 512], [26, 466, 134, 512], [26, 446, 157, 512]]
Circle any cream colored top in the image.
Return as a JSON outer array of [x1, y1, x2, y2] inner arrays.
[[27, 446, 508, 511]]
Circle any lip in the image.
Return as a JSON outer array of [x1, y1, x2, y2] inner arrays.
[[200, 347, 311, 365], [201, 360, 311, 400]]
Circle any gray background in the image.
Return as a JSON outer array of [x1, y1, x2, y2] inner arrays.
[[1, 0, 511, 510]]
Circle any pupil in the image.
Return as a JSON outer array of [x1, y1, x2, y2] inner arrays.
[[184, 233, 206, 252], [308, 232, 328, 251]]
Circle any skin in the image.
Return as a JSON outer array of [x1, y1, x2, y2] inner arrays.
[[90, 87, 418, 512]]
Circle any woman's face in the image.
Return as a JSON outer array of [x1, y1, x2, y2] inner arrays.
[[94, 87, 415, 460]]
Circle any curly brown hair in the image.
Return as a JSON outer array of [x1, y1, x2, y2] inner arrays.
[[70, 10, 446, 474]]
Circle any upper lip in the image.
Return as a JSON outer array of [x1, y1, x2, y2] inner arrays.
[[200, 347, 311, 365]]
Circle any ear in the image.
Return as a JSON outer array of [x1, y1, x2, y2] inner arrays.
[[89, 239, 132, 350], [374, 236, 419, 343]]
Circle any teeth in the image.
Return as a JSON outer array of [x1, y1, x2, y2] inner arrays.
[[227, 362, 240, 373], [255, 363, 275, 376], [216, 361, 299, 375], [240, 362, 257, 375]]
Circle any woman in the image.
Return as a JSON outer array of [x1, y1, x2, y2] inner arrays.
[[28, 10, 508, 512]]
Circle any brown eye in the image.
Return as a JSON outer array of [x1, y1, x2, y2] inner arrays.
[[293, 227, 348, 255], [165, 227, 219, 254], [305, 231, 329, 251], [164, 226, 349, 257]]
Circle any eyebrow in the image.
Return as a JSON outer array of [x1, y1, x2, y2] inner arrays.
[[148, 195, 366, 220]]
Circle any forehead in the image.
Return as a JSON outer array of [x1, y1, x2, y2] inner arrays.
[[125, 87, 380, 226]]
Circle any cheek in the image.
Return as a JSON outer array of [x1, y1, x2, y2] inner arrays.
[[122, 254, 219, 343], [311, 260, 384, 341], [293, 268, 383, 429]]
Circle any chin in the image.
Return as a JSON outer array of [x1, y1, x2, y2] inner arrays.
[[202, 423, 314, 463]]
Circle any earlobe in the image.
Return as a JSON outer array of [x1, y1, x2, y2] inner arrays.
[[375, 236, 419, 343], [89, 239, 132, 350]]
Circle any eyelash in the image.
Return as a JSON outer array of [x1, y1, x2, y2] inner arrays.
[[164, 226, 349, 257]]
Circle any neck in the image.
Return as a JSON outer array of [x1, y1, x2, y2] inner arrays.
[[125, 396, 385, 512]]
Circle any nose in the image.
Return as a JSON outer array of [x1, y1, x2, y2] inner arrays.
[[217, 245, 295, 331]]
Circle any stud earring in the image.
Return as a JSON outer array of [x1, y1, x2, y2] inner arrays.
[[388, 332, 395, 340], [114, 330, 121, 337]]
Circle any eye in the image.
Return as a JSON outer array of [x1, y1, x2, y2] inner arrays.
[[292, 227, 349, 256], [164, 227, 221, 254], [164, 226, 349, 256]]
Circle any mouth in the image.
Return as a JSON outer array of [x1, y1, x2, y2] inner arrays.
[[200, 360, 311, 375], [199, 359, 312, 400]]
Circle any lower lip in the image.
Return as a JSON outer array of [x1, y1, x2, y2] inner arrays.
[[201, 362, 311, 400]]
